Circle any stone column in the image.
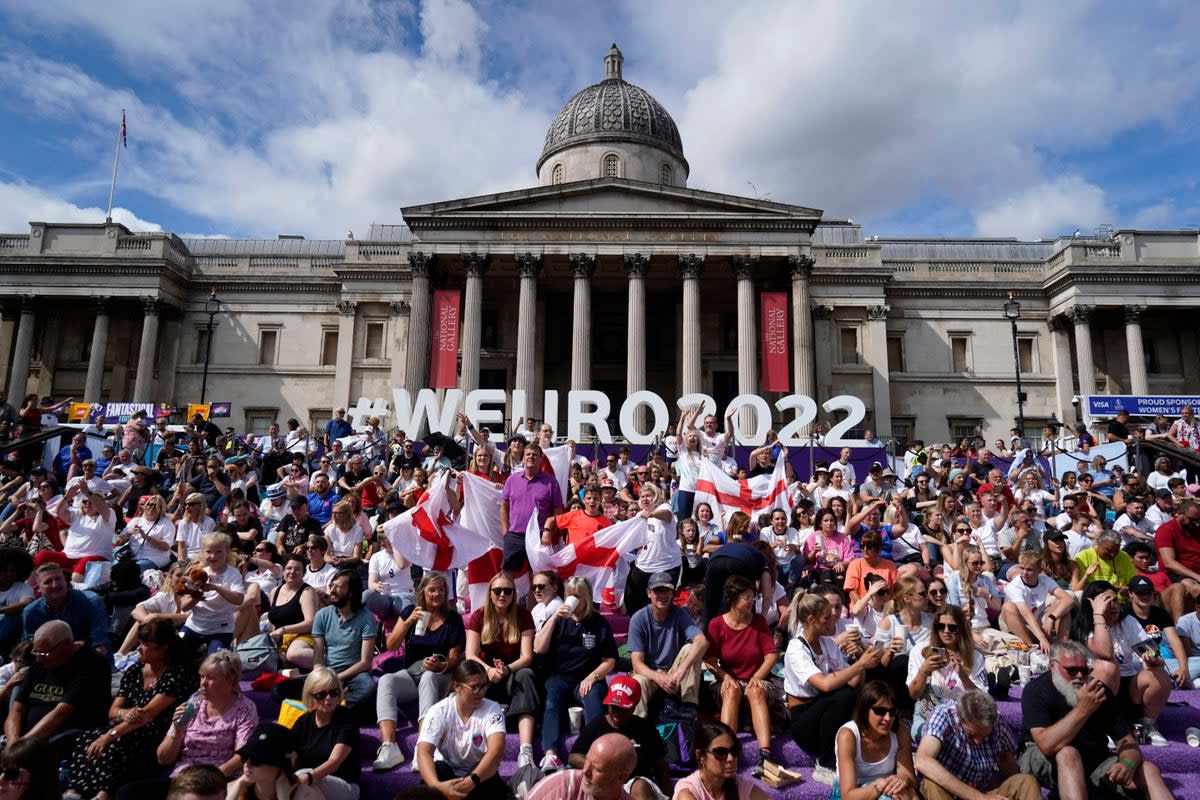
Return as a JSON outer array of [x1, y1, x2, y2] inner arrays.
[[679, 254, 705, 396], [389, 301, 411, 391], [84, 297, 111, 403], [132, 297, 161, 402], [1069, 305, 1097, 397], [6, 296, 35, 400], [732, 256, 759, 433], [865, 304, 893, 436], [459, 253, 490, 393], [625, 253, 650, 427], [569, 253, 596, 391], [0, 305, 15, 394], [404, 252, 433, 394], [789, 256, 815, 402], [1049, 316, 1075, 423], [1124, 305, 1148, 394], [515, 253, 543, 416], [812, 304, 834, 402], [333, 301, 358, 409]]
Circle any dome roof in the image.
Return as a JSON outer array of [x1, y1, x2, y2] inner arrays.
[[537, 44, 684, 171]]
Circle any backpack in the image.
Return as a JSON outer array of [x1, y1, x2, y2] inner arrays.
[[235, 632, 280, 677], [658, 696, 699, 768]]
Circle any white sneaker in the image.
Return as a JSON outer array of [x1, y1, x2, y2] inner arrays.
[[539, 752, 563, 772], [812, 765, 837, 785], [1140, 718, 1169, 747], [372, 741, 405, 771]]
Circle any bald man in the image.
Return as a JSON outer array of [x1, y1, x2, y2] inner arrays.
[[527, 733, 638, 800]]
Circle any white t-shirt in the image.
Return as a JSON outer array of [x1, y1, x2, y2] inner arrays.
[[1090, 615, 1151, 678], [1003, 574, 1059, 615], [303, 563, 338, 593], [368, 550, 414, 597], [419, 695, 506, 778], [1145, 504, 1174, 531], [673, 453, 702, 492], [531, 596, 563, 632], [1174, 612, 1200, 656], [126, 516, 177, 568], [63, 509, 116, 560], [634, 505, 681, 573], [755, 580, 786, 628], [853, 604, 886, 641], [245, 568, 280, 598], [765, 525, 802, 564], [784, 634, 847, 699], [0, 581, 33, 607], [1113, 514, 1155, 545], [906, 647, 987, 702], [175, 516, 216, 560], [875, 613, 932, 654], [137, 590, 181, 616], [323, 522, 364, 559], [945, 572, 997, 630], [184, 565, 245, 634], [833, 461, 857, 488], [970, 516, 1005, 557]]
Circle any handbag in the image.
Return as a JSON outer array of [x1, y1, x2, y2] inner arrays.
[[236, 632, 280, 677]]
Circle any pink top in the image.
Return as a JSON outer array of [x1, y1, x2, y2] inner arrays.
[[672, 773, 760, 800], [173, 692, 258, 774], [804, 530, 854, 565]]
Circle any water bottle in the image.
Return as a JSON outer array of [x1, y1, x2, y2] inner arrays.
[[413, 609, 428, 637], [58, 760, 71, 790], [179, 691, 202, 728]]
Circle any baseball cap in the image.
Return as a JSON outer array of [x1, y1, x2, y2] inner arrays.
[[507, 435, 525, 446], [236, 723, 296, 769], [603, 675, 641, 709], [870, 462, 883, 471], [1127, 575, 1155, 594], [266, 484, 286, 501], [647, 572, 675, 590], [1043, 529, 1066, 542]]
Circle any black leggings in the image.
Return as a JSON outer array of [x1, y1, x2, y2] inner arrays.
[[788, 685, 857, 769], [435, 758, 508, 798]]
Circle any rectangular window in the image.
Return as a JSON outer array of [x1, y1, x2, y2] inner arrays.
[[310, 410, 331, 436], [949, 418, 982, 441], [364, 321, 384, 359], [887, 334, 905, 373], [951, 335, 970, 372], [320, 330, 338, 366], [891, 417, 915, 443], [244, 410, 277, 435], [1017, 337, 1035, 374], [481, 309, 499, 349], [257, 329, 278, 365], [839, 327, 860, 365], [194, 329, 210, 364]]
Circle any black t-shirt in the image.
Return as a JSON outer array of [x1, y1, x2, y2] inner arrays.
[[341, 468, 370, 490], [1129, 604, 1174, 649], [1021, 670, 1131, 772], [220, 517, 264, 554], [391, 452, 422, 472], [278, 515, 324, 552], [547, 612, 618, 682], [571, 712, 665, 779], [1107, 420, 1131, 441], [399, 605, 466, 668], [292, 705, 360, 782], [14, 646, 110, 733], [711, 542, 766, 575]]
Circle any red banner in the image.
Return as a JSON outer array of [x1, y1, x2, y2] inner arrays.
[[430, 290, 460, 388], [759, 292, 789, 392]]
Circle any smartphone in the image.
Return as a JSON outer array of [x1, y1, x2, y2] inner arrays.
[[428, 654, 447, 664], [931, 647, 947, 660]]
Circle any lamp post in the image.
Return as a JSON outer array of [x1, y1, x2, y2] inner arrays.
[[1003, 293, 1025, 437], [200, 289, 220, 403]]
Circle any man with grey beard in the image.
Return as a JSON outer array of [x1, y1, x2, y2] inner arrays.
[[1020, 641, 1174, 800]]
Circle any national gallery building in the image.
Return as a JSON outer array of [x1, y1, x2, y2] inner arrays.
[[2, 45, 1199, 443]]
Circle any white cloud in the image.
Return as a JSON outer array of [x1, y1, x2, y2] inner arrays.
[[0, 181, 161, 233], [974, 176, 1113, 239]]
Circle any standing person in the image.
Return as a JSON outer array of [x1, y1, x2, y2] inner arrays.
[[528, 733, 639, 800], [626, 485, 679, 616], [291, 669, 360, 800], [416, 661, 507, 800], [914, 690, 1040, 800], [784, 591, 884, 785], [671, 721, 770, 800], [500, 443, 563, 573], [833, 681, 918, 800]]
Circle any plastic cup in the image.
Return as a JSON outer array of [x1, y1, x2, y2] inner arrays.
[[1186, 727, 1200, 747], [569, 707, 584, 734], [891, 624, 906, 650], [846, 622, 861, 640]]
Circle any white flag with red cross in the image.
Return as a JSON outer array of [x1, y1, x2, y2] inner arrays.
[[693, 456, 791, 528], [382, 472, 494, 571], [525, 510, 647, 606]]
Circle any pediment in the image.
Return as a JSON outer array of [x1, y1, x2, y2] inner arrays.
[[401, 178, 822, 228]]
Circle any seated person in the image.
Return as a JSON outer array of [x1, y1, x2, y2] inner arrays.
[[416, 661, 507, 800], [907, 604, 985, 739], [21, 563, 109, 656], [1166, 608, 1200, 689], [1075, 531, 1136, 590], [3, 620, 110, 754], [1124, 541, 1171, 595], [569, 676, 670, 800], [914, 690, 1039, 800], [263, 554, 319, 670], [225, 723, 322, 800], [627, 573, 708, 717], [672, 721, 770, 800], [0, 546, 34, 655], [1000, 551, 1075, 653], [528, 733, 639, 800], [835, 681, 918, 800], [177, 533, 245, 656], [1153, 500, 1200, 620], [291, 668, 360, 800], [1021, 640, 1173, 800], [1125, 575, 1192, 689], [843, 531, 898, 603], [273, 497, 322, 555]]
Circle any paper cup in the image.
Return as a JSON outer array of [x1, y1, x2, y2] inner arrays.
[[564, 595, 580, 612], [1186, 727, 1200, 747], [569, 707, 584, 734]]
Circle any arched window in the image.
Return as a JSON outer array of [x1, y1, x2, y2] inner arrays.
[[660, 163, 673, 186], [552, 163, 564, 185], [603, 153, 620, 178]]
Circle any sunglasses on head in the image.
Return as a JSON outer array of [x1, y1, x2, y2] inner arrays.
[[490, 586, 514, 597]]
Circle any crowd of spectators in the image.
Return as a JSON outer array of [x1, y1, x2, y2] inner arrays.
[[0, 393, 1197, 800]]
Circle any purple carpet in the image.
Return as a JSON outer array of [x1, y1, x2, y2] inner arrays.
[[241, 684, 1200, 799]]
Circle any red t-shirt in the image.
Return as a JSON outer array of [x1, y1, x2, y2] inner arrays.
[[466, 606, 534, 665], [13, 515, 64, 550], [553, 510, 612, 548], [1137, 568, 1172, 595], [705, 613, 775, 680], [1155, 518, 1200, 574]]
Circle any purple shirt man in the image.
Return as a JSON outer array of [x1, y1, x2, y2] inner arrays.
[[499, 444, 564, 573]]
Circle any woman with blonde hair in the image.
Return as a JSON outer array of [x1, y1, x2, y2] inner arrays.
[[173, 492, 215, 562], [292, 668, 360, 800], [464, 572, 539, 768], [178, 532, 245, 655], [534, 575, 617, 770], [322, 500, 364, 569], [944, 545, 1000, 650]]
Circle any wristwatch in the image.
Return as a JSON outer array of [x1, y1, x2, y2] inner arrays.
[[1047, 614, 1058, 621], [468, 773, 481, 787]]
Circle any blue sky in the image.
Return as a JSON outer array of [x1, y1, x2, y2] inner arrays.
[[2, 0, 1199, 241]]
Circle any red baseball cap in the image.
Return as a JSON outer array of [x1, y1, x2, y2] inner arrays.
[[603, 675, 641, 709]]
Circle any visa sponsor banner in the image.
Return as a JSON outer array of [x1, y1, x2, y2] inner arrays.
[[430, 289, 460, 389], [759, 291, 789, 392], [1086, 395, 1200, 418]]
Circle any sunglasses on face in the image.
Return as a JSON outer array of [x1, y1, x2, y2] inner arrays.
[[531, 584, 549, 591], [1052, 661, 1090, 678], [311, 688, 341, 701], [929, 588, 947, 595], [870, 706, 897, 718], [934, 622, 958, 633], [705, 747, 737, 761], [490, 586, 514, 597], [0, 768, 28, 784]]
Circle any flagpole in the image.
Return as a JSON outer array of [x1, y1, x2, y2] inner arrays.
[[105, 109, 125, 223]]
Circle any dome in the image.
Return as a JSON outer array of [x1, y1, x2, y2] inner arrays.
[[537, 44, 686, 174]]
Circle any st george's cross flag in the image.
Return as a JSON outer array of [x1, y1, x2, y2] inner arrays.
[[693, 456, 790, 527], [382, 471, 493, 570], [525, 511, 647, 606]]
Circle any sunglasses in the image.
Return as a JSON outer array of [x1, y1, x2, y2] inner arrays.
[[0, 768, 27, 784], [870, 706, 897, 718], [954, 527, 970, 533], [1052, 661, 1091, 678], [929, 588, 947, 595], [531, 584, 549, 591], [966, 560, 984, 567], [311, 688, 341, 701], [705, 747, 737, 760], [490, 587, 514, 597], [185, 501, 201, 507], [934, 622, 959, 633]]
